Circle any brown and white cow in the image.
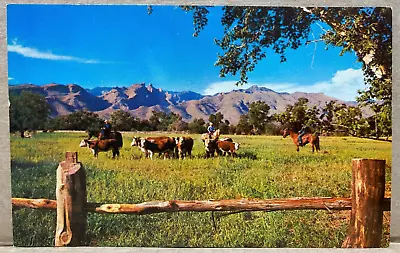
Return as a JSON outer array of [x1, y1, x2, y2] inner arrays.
[[132, 136, 176, 159], [175, 137, 194, 159], [131, 136, 171, 158], [204, 139, 239, 158]]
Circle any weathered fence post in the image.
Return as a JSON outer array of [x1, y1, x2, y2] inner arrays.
[[342, 159, 386, 248], [55, 152, 87, 246]]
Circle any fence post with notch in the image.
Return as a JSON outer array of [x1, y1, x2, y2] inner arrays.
[[55, 151, 87, 246]]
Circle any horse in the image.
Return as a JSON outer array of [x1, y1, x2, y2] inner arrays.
[[283, 128, 320, 153], [201, 129, 220, 143]]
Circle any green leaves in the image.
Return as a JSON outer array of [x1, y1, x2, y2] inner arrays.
[[182, 6, 391, 138], [51, 110, 103, 131], [181, 6, 210, 37], [110, 110, 138, 131], [9, 91, 50, 134], [188, 118, 207, 133], [235, 101, 271, 134]]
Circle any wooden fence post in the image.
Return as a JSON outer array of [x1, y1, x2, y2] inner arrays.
[[55, 152, 87, 246], [342, 159, 386, 248]]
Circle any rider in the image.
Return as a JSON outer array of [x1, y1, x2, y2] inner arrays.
[[207, 122, 215, 139], [100, 119, 112, 139], [298, 121, 312, 146]]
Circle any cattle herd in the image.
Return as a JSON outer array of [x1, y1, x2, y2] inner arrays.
[[79, 129, 240, 159]]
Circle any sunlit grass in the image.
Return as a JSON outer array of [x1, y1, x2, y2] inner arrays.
[[11, 132, 391, 247]]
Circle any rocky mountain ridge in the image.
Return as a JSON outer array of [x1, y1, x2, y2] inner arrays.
[[9, 82, 358, 124]]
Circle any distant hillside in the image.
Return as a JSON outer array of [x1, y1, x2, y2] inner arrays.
[[9, 83, 367, 124], [9, 83, 111, 117]]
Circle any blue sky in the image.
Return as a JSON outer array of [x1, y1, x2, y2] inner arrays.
[[7, 5, 364, 101]]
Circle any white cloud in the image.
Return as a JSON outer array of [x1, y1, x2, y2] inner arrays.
[[8, 77, 14, 80], [7, 43, 101, 64], [203, 68, 365, 101], [305, 68, 365, 101], [204, 81, 252, 95], [204, 81, 297, 95]]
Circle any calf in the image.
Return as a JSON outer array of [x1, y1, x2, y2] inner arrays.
[[217, 140, 240, 157], [176, 137, 194, 159], [79, 138, 122, 158]]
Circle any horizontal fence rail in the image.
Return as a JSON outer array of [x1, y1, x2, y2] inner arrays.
[[12, 197, 391, 214], [11, 152, 391, 248]]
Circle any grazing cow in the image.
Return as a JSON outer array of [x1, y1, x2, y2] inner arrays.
[[131, 136, 170, 147], [204, 139, 239, 158], [132, 136, 176, 159], [80, 131, 123, 158], [131, 136, 171, 158], [176, 137, 194, 159]]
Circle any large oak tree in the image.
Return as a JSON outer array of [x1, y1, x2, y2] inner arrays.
[[182, 6, 392, 136], [9, 91, 50, 137]]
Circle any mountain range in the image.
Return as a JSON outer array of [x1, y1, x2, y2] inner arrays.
[[9, 82, 360, 124]]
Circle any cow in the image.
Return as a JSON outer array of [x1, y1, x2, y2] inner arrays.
[[204, 138, 217, 158], [176, 137, 194, 159], [80, 131, 123, 158], [131, 136, 170, 147], [204, 139, 239, 158], [132, 136, 176, 159], [131, 136, 170, 158]]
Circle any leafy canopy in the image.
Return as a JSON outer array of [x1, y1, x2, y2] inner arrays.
[[9, 91, 50, 135], [182, 6, 392, 136]]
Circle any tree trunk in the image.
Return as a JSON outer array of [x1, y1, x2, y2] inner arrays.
[[19, 129, 24, 138], [342, 159, 386, 248]]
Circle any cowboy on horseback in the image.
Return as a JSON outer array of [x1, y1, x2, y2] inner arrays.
[[207, 122, 215, 139], [100, 119, 112, 140], [298, 121, 312, 146]]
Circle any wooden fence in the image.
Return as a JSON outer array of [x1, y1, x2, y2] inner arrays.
[[11, 152, 391, 248]]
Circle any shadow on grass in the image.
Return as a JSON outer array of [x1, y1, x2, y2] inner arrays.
[[11, 159, 58, 171], [11, 159, 60, 199], [238, 151, 258, 160], [191, 151, 258, 160]]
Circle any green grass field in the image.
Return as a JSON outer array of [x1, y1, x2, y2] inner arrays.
[[10, 132, 392, 247]]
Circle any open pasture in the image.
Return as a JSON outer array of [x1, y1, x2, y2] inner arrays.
[[10, 132, 391, 247]]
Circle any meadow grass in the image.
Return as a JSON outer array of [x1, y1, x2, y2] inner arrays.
[[10, 132, 392, 247]]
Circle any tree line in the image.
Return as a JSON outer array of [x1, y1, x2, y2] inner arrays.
[[9, 7, 392, 140], [9, 90, 391, 140]]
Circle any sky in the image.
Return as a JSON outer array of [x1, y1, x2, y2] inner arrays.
[[7, 5, 365, 101]]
